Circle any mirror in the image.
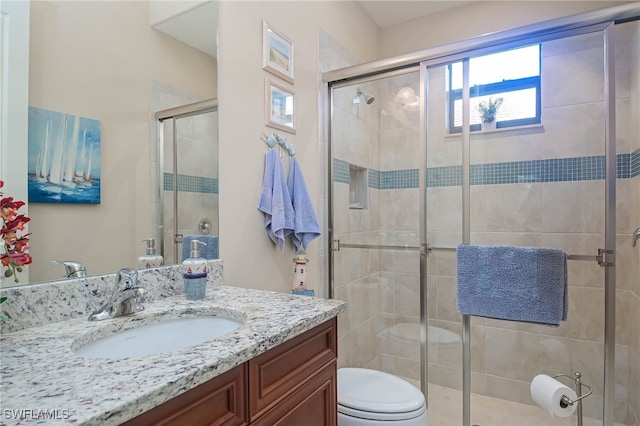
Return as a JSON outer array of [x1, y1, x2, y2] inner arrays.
[[2, 0, 218, 287]]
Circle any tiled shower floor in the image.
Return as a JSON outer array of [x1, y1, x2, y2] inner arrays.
[[418, 383, 626, 426]]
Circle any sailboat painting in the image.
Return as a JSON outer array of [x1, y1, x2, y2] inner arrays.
[[28, 107, 101, 204]]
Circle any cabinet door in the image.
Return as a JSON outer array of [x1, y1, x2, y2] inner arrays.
[[122, 364, 247, 426], [248, 318, 337, 421], [251, 361, 337, 426]]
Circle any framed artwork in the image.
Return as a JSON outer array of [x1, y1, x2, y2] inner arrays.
[[27, 107, 101, 204], [265, 79, 295, 134], [262, 20, 294, 84]]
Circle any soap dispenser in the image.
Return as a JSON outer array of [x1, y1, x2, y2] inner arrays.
[[138, 238, 164, 269], [183, 239, 208, 300]]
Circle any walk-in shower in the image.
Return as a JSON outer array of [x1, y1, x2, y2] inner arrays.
[[326, 4, 639, 426]]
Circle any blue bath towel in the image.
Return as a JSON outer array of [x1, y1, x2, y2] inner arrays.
[[258, 149, 294, 251], [288, 157, 321, 250], [456, 245, 568, 326], [182, 235, 218, 262]]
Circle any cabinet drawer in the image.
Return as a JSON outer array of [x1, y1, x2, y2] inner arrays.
[[248, 318, 337, 421], [123, 364, 247, 426], [251, 361, 337, 426]]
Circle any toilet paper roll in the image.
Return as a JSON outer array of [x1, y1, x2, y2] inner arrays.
[[530, 374, 577, 418]]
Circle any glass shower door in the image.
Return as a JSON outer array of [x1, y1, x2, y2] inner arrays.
[[159, 102, 219, 265], [469, 30, 609, 425], [423, 61, 465, 425], [174, 110, 219, 263], [330, 70, 426, 391], [423, 27, 613, 425]]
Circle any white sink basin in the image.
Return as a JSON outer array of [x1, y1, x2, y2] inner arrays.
[[75, 316, 243, 359]]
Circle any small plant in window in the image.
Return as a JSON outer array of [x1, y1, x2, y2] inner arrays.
[[476, 97, 504, 124]]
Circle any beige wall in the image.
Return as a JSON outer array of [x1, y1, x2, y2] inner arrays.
[[217, 1, 378, 295], [379, 1, 632, 58], [27, 1, 217, 283]]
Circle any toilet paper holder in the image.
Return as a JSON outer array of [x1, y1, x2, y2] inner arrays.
[[553, 372, 593, 426]]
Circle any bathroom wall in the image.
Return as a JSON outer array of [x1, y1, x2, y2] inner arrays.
[[215, 1, 634, 292], [217, 1, 379, 296], [26, 0, 217, 283], [379, 1, 633, 58], [422, 26, 638, 423]]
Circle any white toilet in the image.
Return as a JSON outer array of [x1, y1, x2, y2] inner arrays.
[[337, 368, 430, 425]]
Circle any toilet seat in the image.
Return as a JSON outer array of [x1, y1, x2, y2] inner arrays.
[[337, 368, 426, 421]]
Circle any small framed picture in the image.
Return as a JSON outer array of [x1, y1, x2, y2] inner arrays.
[[262, 20, 294, 84], [265, 79, 295, 134]]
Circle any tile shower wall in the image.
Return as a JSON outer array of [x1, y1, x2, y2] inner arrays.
[[152, 81, 219, 265]]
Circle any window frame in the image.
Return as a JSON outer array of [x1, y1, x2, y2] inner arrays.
[[447, 45, 542, 133]]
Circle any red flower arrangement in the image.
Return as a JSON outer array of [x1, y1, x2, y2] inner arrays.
[[0, 180, 32, 283]]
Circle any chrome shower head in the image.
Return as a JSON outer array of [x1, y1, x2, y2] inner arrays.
[[356, 88, 375, 105]]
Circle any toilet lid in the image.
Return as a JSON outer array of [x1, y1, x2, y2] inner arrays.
[[337, 368, 425, 417]]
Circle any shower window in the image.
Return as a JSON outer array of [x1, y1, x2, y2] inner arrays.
[[447, 44, 541, 133]]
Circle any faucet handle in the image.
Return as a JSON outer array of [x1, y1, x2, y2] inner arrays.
[[116, 268, 139, 291]]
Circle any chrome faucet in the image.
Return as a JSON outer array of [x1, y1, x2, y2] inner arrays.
[[88, 268, 147, 321], [52, 260, 87, 278]]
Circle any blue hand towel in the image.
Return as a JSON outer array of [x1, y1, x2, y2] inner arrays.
[[288, 157, 321, 250], [258, 149, 294, 251], [456, 245, 568, 326], [182, 235, 218, 261]]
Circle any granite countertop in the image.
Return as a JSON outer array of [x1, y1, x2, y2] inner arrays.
[[0, 285, 345, 425]]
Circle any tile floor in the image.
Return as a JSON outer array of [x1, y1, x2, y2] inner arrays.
[[416, 382, 625, 426]]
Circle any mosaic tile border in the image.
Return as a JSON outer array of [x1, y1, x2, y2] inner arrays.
[[632, 148, 640, 178], [429, 154, 633, 187], [333, 160, 419, 189], [336, 152, 638, 189], [163, 173, 218, 194], [334, 159, 350, 184], [368, 169, 380, 189], [381, 169, 419, 189]]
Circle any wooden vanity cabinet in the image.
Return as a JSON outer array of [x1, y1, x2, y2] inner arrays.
[[248, 317, 337, 425], [123, 318, 337, 426], [121, 364, 247, 426]]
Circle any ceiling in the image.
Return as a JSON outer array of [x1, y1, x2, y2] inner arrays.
[[358, 1, 473, 28], [153, 1, 219, 57]]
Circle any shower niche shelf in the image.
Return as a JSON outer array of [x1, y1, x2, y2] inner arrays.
[[349, 165, 368, 210]]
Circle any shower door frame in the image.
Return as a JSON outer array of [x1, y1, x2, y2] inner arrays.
[[155, 99, 218, 262], [325, 4, 639, 425]]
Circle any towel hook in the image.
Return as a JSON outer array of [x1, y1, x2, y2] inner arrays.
[[261, 132, 295, 156]]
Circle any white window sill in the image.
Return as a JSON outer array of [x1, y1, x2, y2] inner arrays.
[[444, 123, 544, 139]]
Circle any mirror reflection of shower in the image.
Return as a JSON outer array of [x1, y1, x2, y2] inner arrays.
[[354, 87, 375, 104]]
